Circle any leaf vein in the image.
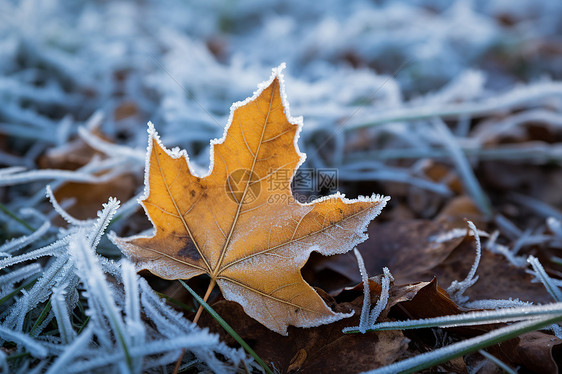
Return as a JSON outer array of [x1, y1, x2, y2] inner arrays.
[[218, 276, 319, 314], [154, 146, 211, 272], [221, 205, 374, 271]]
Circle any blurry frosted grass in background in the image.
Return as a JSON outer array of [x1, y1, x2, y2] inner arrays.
[[1, 0, 561, 164], [1, 0, 562, 372]]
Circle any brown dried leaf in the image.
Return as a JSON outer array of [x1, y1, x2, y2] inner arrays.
[[387, 279, 561, 373], [38, 127, 138, 221], [311, 219, 464, 287], [54, 175, 137, 220], [432, 235, 553, 304]]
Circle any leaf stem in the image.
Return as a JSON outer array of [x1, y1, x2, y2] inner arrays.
[[172, 279, 216, 374], [179, 280, 273, 374], [194, 279, 216, 324]]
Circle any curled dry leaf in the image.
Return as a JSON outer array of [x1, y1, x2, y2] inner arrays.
[[388, 279, 561, 373], [39, 127, 137, 221], [309, 219, 464, 288], [308, 196, 482, 289], [432, 235, 553, 304], [112, 65, 389, 335]]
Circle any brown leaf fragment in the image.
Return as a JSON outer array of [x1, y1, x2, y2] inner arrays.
[[436, 195, 486, 228], [38, 124, 113, 170], [54, 174, 137, 220], [440, 356, 468, 374], [38, 127, 138, 222], [464, 353, 504, 374], [389, 279, 464, 320], [307, 196, 486, 293], [511, 332, 562, 374], [432, 235, 553, 304], [114, 101, 139, 121], [39, 137, 100, 171], [311, 219, 464, 287], [296, 329, 408, 374], [386, 280, 487, 372], [478, 331, 562, 374], [387, 280, 562, 373], [287, 348, 307, 373]]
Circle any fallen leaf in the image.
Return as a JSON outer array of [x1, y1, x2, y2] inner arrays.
[[510, 331, 562, 373], [436, 195, 485, 228], [54, 174, 137, 220], [287, 348, 307, 372], [309, 219, 463, 287], [38, 127, 138, 222], [114, 101, 139, 121], [307, 196, 482, 289], [388, 278, 464, 320], [432, 235, 553, 304], [113, 66, 389, 334], [38, 130, 105, 170], [387, 279, 561, 373]]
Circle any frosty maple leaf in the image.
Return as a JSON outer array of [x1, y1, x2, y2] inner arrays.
[[112, 65, 389, 335]]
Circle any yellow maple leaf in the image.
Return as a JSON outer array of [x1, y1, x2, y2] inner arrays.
[[112, 65, 389, 335]]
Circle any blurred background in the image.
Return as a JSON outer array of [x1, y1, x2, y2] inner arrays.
[[1, 0, 562, 229]]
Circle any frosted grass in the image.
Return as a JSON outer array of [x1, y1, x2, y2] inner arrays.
[[0, 0, 561, 372], [0, 195, 249, 372], [343, 261, 394, 334], [527, 256, 562, 302], [348, 81, 562, 130], [447, 221, 482, 305], [0, 325, 47, 358], [432, 120, 491, 218], [358, 303, 562, 332], [478, 349, 517, 374], [354, 249, 371, 333], [51, 286, 76, 344]]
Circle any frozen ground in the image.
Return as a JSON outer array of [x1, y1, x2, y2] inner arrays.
[[1, 0, 562, 372]]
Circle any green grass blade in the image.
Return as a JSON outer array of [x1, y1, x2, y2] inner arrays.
[[6, 351, 30, 362], [366, 315, 562, 373], [76, 316, 90, 334], [178, 280, 273, 374], [29, 299, 52, 335], [0, 202, 34, 232], [0, 279, 38, 305], [155, 291, 194, 312]]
